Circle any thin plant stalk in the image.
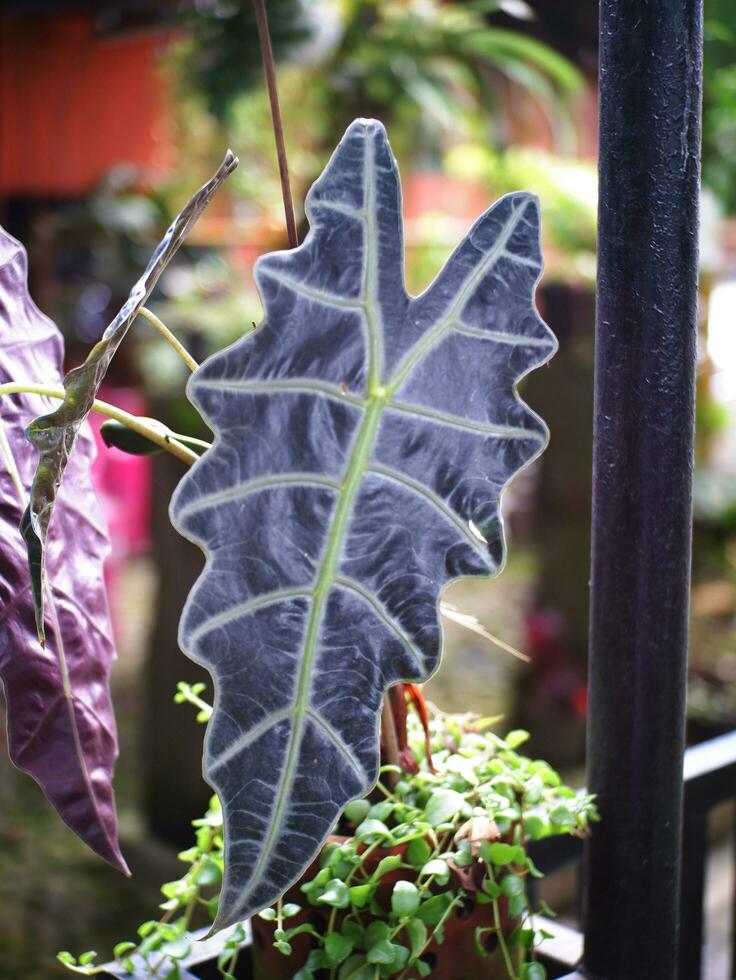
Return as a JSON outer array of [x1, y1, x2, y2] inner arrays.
[[253, 0, 298, 249], [138, 307, 199, 372], [0, 382, 198, 466]]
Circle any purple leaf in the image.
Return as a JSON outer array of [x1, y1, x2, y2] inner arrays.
[[0, 227, 128, 874]]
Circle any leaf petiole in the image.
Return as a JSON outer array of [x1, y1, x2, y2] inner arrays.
[[0, 382, 199, 466], [137, 307, 199, 373]]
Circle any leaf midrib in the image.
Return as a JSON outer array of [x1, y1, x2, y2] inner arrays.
[[229, 140, 529, 914], [233, 134, 384, 910]]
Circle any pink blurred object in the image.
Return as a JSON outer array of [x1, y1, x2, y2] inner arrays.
[[89, 386, 152, 559], [88, 386, 153, 638]]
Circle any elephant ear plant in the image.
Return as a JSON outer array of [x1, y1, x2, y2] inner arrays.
[[0, 119, 593, 977], [171, 119, 556, 932]]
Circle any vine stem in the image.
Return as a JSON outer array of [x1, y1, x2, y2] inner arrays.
[[486, 862, 519, 980], [253, 0, 299, 249], [138, 307, 199, 372], [0, 382, 198, 466]]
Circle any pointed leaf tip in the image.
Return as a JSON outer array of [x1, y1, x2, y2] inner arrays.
[[19, 505, 45, 645]]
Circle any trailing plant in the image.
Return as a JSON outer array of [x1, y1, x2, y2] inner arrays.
[[57, 687, 598, 979]]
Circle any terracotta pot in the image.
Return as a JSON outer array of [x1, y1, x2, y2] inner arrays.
[[251, 836, 517, 980]]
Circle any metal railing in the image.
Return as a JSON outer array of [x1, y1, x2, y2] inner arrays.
[[535, 730, 736, 979]]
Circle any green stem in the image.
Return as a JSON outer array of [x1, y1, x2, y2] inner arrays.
[[0, 382, 198, 466], [137, 307, 199, 373], [144, 825, 219, 979], [177, 685, 213, 721], [395, 891, 465, 980], [486, 863, 519, 980]]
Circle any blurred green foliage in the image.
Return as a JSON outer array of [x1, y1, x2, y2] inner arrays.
[[704, 0, 736, 215], [184, 0, 582, 160], [445, 142, 597, 282]]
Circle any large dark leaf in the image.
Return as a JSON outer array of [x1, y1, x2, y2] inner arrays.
[[171, 119, 556, 931], [0, 228, 127, 872], [24, 151, 238, 642]]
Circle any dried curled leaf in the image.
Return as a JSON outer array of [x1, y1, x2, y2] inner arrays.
[[172, 119, 556, 931], [0, 228, 127, 871], [24, 151, 238, 641]]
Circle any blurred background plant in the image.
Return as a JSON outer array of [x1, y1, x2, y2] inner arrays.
[[0, 0, 734, 975]]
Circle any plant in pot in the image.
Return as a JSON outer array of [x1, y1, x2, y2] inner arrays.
[[0, 119, 595, 979], [54, 685, 594, 979]]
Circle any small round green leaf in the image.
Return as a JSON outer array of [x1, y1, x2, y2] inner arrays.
[[325, 932, 354, 965], [504, 729, 530, 749], [371, 854, 403, 880], [407, 838, 432, 868], [488, 842, 519, 866], [522, 963, 547, 980], [424, 789, 465, 827], [113, 942, 137, 960], [405, 917, 428, 958], [343, 799, 371, 824], [354, 818, 391, 841], [420, 858, 450, 884], [161, 938, 191, 960], [549, 805, 576, 828], [501, 873, 525, 898], [392, 880, 421, 916], [316, 879, 350, 908]]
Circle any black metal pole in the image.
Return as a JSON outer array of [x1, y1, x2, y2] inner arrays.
[[583, 2, 702, 978]]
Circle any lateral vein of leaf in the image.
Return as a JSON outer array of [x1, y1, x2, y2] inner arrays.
[[305, 709, 369, 780], [366, 463, 494, 562], [209, 708, 293, 772], [386, 399, 542, 440], [451, 321, 552, 347], [501, 247, 541, 269], [260, 268, 363, 310], [310, 198, 367, 220], [191, 588, 313, 645], [333, 575, 424, 676], [177, 473, 341, 521], [387, 201, 530, 392], [194, 377, 366, 408], [233, 134, 385, 913]]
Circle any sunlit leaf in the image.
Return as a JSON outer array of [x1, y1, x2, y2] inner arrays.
[[0, 228, 127, 872], [171, 119, 556, 931], [23, 152, 238, 641]]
